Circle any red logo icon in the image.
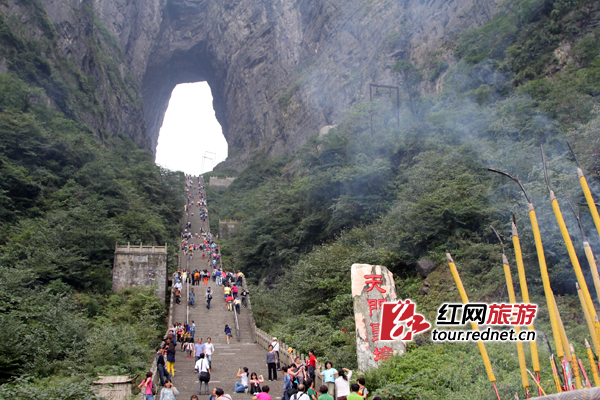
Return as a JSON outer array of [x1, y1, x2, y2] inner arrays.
[[379, 299, 431, 341]]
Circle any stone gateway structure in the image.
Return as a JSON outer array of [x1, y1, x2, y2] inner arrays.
[[351, 263, 406, 373], [113, 243, 168, 301]]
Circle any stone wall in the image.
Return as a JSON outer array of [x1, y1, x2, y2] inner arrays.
[[219, 220, 242, 239], [209, 177, 236, 190], [113, 243, 168, 302]]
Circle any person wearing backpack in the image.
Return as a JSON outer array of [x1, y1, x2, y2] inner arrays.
[[291, 384, 310, 400], [206, 288, 213, 309], [306, 379, 318, 400], [195, 353, 211, 395], [138, 371, 156, 399]]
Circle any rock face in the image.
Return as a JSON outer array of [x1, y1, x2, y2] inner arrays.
[[416, 259, 438, 277], [7, 0, 497, 165]]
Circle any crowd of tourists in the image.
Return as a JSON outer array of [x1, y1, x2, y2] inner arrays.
[[138, 175, 374, 400]]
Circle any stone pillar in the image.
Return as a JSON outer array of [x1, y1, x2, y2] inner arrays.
[[351, 263, 406, 373]]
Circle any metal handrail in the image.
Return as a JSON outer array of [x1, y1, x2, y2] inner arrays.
[[233, 302, 241, 342]]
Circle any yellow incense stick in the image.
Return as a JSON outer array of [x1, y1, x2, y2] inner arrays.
[[584, 241, 600, 305], [447, 253, 496, 383], [501, 253, 529, 391], [529, 203, 565, 360], [577, 282, 600, 356], [549, 190, 600, 354], [554, 296, 573, 364], [512, 220, 542, 373], [585, 339, 600, 387], [578, 167, 600, 240], [569, 343, 583, 390]]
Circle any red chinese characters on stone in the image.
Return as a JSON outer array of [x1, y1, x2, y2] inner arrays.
[[364, 275, 386, 294], [380, 299, 431, 341], [367, 299, 388, 317], [373, 346, 394, 362], [370, 323, 380, 342]]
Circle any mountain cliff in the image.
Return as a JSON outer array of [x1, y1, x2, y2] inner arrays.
[[1, 0, 497, 165]]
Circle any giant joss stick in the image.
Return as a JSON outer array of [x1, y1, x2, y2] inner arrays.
[[488, 168, 565, 367], [512, 216, 543, 391], [577, 281, 600, 361], [568, 142, 600, 242], [585, 339, 600, 387], [491, 226, 530, 397], [446, 252, 500, 400], [568, 200, 600, 314], [541, 145, 600, 356], [554, 296, 580, 390]]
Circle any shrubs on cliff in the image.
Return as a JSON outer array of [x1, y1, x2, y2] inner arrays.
[[0, 71, 182, 389]]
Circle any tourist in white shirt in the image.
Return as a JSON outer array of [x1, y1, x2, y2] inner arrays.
[[195, 353, 211, 395], [205, 337, 215, 367], [271, 337, 280, 370]]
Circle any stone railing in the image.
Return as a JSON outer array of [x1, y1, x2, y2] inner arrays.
[[115, 242, 167, 253], [241, 276, 324, 389]]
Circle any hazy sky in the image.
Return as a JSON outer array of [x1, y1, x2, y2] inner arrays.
[[155, 82, 228, 175]]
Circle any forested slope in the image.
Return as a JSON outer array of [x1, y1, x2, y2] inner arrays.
[[207, 0, 600, 398], [0, 4, 183, 398]]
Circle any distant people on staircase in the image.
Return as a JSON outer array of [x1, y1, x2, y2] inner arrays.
[[138, 371, 155, 400], [191, 321, 196, 341], [318, 385, 334, 400], [226, 294, 233, 311], [235, 367, 249, 392], [234, 296, 241, 314], [320, 362, 338, 400], [307, 350, 318, 383], [290, 357, 306, 384], [156, 346, 169, 385], [241, 289, 248, 308], [271, 338, 281, 371], [194, 338, 205, 362], [206, 288, 213, 309], [175, 288, 181, 305], [223, 285, 231, 301], [253, 385, 271, 400], [266, 345, 278, 381], [334, 368, 352, 400], [184, 334, 194, 358], [166, 337, 176, 378], [346, 384, 362, 400], [249, 372, 264, 395], [356, 378, 368, 399], [204, 337, 214, 367], [215, 388, 232, 400], [282, 366, 294, 400], [292, 384, 310, 400], [203, 269, 209, 285], [195, 353, 211, 395], [306, 379, 318, 400], [159, 379, 179, 400], [231, 284, 238, 298], [189, 288, 195, 308], [224, 325, 232, 344]]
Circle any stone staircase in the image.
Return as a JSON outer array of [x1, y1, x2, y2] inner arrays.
[[168, 177, 279, 400]]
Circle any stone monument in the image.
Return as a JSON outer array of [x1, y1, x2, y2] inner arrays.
[[351, 263, 406, 373]]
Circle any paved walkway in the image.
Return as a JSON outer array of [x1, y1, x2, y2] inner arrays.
[[170, 176, 278, 400]]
